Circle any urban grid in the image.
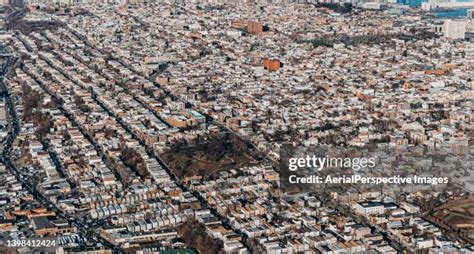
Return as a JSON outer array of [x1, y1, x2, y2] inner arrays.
[[0, 0, 473, 253]]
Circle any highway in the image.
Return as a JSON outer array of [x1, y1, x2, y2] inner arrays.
[[8, 24, 257, 251], [0, 46, 119, 252]]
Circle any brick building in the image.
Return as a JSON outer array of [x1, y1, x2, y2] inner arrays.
[[263, 58, 281, 71]]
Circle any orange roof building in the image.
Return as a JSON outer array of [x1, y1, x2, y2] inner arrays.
[[247, 21, 263, 35], [263, 58, 281, 71]]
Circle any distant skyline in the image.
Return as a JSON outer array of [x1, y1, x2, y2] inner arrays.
[[0, 1, 472, 253]]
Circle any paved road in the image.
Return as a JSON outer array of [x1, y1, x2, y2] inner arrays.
[[0, 48, 120, 252], [8, 26, 255, 252], [61, 28, 255, 251]]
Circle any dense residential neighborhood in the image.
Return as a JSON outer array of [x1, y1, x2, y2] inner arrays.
[[0, 0, 472, 253]]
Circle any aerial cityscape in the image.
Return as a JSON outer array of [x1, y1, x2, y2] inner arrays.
[[0, 0, 473, 253]]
